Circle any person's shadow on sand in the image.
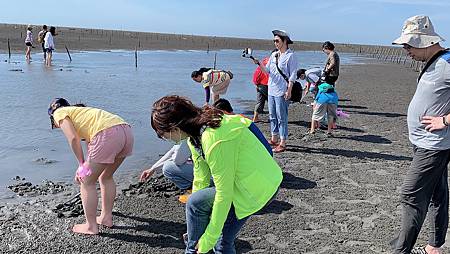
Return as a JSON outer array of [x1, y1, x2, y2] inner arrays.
[[281, 172, 317, 190], [286, 145, 412, 161], [101, 212, 186, 249], [101, 211, 253, 253]]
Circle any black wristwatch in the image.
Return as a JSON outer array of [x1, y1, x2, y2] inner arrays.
[[443, 116, 449, 126]]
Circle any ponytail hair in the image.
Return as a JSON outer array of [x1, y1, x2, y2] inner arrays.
[[151, 95, 223, 146], [191, 67, 212, 78]]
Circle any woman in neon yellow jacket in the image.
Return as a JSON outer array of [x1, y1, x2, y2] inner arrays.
[[151, 95, 282, 254]]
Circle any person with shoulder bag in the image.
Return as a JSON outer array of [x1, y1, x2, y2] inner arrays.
[[252, 30, 298, 153]]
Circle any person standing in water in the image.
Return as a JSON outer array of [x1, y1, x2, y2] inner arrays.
[[24, 25, 33, 61]]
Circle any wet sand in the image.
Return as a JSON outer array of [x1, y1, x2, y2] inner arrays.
[[0, 23, 363, 53], [1, 59, 447, 253]]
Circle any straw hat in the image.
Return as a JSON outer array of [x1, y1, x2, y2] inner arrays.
[[272, 30, 293, 44], [392, 15, 445, 48], [27, 24, 33, 30]]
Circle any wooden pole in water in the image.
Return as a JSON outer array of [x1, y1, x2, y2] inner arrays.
[[65, 45, 72, 62], [7, 38, 11, 60], [213, 52, 217, 69], [135, 46, 138, 68]]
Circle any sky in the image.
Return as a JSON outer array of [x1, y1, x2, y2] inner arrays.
[[1, 0, 450, 46]]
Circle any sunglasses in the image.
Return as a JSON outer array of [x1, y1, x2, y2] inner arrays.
[[273, 39, 281, 43], [403, 44, 413, 50]]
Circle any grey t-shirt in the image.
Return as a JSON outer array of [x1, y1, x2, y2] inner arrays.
[[407, 51, 450, 150]]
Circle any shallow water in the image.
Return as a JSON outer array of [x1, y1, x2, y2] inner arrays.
[[0, 49, 364, 199]]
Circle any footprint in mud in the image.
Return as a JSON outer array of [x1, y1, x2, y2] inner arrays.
[[293, 227, 331, 237], [323, 195, 383, 205], [334, 222, 348, 232], [286, 197, 314, 212], [345, 240, 372, 247], [264, 233, 289, 249], [340, 175, 361, 187], [367, 168, 390, 176], [303, 246, 333, 254]]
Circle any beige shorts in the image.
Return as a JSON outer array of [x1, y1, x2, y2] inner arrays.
[[210, 75, 231, 95], [312, 103, 337, 122], [87, 124, 134, 164]]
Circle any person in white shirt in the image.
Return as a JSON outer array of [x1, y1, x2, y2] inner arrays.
[[24, 25, 33, 61], [44, 26, 56, 67], [297, 67, 322, 97], [140, 140, 194, 192]]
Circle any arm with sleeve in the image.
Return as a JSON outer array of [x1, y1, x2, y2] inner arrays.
[[188, 141, 211, 193], [172, 141, 191, 165], [287, 54, 298, 82], [253, 66, 263, 85], [149, 145, 176, 172], [326, 54, 336, 73], [197, 140, 237, 253]]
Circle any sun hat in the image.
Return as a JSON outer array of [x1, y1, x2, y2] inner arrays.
[[392, 15, 445, 48], [272, 30, 293, 44]]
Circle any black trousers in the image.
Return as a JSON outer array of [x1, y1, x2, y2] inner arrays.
[[254, 84, 268, 114], [325, 75, 338, 85], [392, 146, 450, 253]]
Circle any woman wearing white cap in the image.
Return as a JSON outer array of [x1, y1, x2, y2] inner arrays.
[[391, 15, 450, 254], [253, 30, 298, 153]]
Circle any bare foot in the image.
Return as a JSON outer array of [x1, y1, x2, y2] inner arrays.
[[72, 223, 98, 235], [425, 245, 442, 254], [96, 216, 113, 228]]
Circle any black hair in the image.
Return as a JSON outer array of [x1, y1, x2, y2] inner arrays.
[[322, 41, 335, 50], [191, 67, 212, 78], [213, 98, 233, 113], [43, 25, 47, 30], [48, 98, 85, 129], [274, 35, 290, 48], [296, 69, 306, 79], [49, 26, 56, 36]]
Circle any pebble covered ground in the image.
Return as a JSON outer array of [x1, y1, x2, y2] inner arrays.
[[2, 61, 448, 253]]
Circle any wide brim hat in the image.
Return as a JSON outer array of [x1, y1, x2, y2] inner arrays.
[[272, 30, 293, 44], [392, 15, 445, 48]]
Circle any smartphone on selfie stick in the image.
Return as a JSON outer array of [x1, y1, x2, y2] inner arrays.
[[242, 48, 255, 60]]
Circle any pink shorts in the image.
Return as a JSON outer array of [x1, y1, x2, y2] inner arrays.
[[87, 124, 134, 164]]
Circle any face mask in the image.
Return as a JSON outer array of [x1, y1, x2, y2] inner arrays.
[[166, 128, 187, 145]]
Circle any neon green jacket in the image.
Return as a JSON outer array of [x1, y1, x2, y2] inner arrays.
[[187, 114, 283, 253]]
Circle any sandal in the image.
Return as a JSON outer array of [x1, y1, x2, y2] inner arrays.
[[273, 145, 286, 153], [268, 140, 279, 147], [410, 247, 427, 254]]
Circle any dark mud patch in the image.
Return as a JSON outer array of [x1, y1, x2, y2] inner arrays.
[[33, 157, 58, 165], [122, 174, 183, 198], [53, 193, 83, 218], [7, 178, 68, 197]]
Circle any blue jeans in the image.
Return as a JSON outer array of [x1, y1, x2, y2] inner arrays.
[[185, 187, 249, 254], [162, 161, 194, 190], [268, 95, 289, 140]]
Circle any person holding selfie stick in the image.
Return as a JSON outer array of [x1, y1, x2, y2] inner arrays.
[[253, 30, 298, 153]]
